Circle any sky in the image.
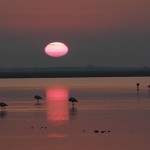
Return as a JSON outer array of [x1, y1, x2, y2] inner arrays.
[[0, 0, 150, 68]]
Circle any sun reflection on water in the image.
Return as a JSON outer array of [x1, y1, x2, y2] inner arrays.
[[46, 87, 69, 126]]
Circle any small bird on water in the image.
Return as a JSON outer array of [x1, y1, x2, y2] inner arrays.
[[34, 95, 42, 105], [0, 102, 8, 111], [69, 97, 78, 108]]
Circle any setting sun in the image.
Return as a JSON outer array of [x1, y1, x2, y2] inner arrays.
[[44, 42, 68, 57]]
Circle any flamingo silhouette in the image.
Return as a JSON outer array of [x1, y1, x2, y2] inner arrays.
[[136, 83, 140, 90], [34, 95, 42, 105], [0, 102, 8, 111], [69, 97, 78, 108]]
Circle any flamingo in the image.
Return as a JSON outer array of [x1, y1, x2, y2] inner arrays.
[[34, 95, 42, 105], [69, 97, 78, 108], [136, 83, 140, 90], [0, 102, 8, 111]]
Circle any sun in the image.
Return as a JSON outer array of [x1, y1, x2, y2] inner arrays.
[[44, 42, 68, 57]]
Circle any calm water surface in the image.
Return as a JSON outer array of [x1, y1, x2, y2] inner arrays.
[[0, 77, 150, 123], [0, 77, 150, 150], [0, 77, 150, 107]]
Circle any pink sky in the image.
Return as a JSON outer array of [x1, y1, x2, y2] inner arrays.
[[0, 0, 150, 68], [0, 0, 150, 33]]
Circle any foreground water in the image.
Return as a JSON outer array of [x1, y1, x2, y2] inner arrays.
[[0, 77, 150, 150]]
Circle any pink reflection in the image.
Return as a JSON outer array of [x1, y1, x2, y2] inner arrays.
[[46, 87, 69, 125]]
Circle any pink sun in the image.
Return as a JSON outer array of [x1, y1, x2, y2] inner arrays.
[[44, 42, 68, 57]]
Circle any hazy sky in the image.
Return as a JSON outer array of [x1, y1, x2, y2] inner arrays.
[[0, 0, 150, 68]]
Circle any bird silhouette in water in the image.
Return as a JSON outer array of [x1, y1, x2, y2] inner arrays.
[[94, 130, 99, 133], [69, 97, 78, 108], [0, 102, 8, 111], [136, 83, 140, 90], [34, 95, 42, 105]]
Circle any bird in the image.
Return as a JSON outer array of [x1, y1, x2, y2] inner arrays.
[[0, 102, 8, 111], [101, 130, 106, 133], [34, 95, 42, 105], [69, 97, 78, 108], [136, 83, 140, 90], [94, 130, 99, 133]]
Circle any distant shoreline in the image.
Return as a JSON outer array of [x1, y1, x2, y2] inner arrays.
[[0, 67, 150, 78]]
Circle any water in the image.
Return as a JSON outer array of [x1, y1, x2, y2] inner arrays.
[[0, 77, 150, 150], [0, 77, 150, 124], [0, 76, 150, 97], [0, 77, 150, 110]]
